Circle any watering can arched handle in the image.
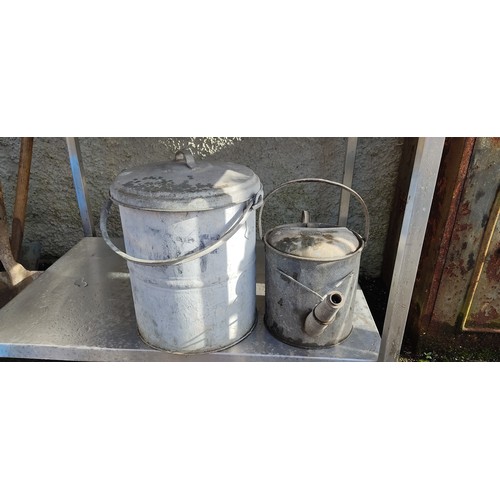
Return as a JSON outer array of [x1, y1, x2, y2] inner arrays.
[[257, 178, 370, 245], [99, 193, 261, 267]]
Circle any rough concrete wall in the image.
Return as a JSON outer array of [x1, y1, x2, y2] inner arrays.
[[348, 137, 405, 277], [0, 137, 403, 278]]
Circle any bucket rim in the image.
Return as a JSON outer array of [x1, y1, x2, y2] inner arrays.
[[109, 192, 257, 212]]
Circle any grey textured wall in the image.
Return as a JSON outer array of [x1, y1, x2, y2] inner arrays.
[[0, 137, 403, 278]]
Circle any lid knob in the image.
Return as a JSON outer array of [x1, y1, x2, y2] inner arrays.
[[174, 149, 197, 169]]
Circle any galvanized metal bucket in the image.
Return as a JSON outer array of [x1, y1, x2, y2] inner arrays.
[[100, 150, 263, 354], [259, 178, 370, 348]]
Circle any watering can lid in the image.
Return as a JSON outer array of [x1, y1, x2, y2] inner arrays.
[[109, 150, 262, 211], [266, 226, 362, 260]]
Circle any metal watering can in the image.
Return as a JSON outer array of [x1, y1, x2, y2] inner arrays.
[[259, 178, 370, 348]]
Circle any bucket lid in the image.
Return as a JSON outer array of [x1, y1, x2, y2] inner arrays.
[[109, 150, 262, 211], [266, 225, 361, 260]]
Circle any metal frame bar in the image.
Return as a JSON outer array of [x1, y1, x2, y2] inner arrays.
[[66, 137, 95, 237], [378, 137, 445, 361], [338, 137, 358, 226]]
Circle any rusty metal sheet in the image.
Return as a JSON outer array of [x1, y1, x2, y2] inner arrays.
[[410, 138, 474, 333], [463, 189, 500, 332], [432, 138, 500, 327]]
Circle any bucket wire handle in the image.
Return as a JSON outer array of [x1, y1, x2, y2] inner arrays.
[[258, 178, 370, 245], [100, 188, 263, 267]]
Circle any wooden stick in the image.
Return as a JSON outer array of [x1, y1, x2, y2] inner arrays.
[[11, 137, 34, 261], [0, 180, 40, 288]]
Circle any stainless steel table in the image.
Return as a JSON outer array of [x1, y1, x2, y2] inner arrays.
[[0, 238, 380, 361]]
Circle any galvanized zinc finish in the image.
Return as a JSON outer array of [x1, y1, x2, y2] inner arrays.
[[102, 150, 263, 353], [109, 154, 261, 211]]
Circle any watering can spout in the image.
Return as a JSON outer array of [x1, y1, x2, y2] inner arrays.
[[304, 291, 344, 337]]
